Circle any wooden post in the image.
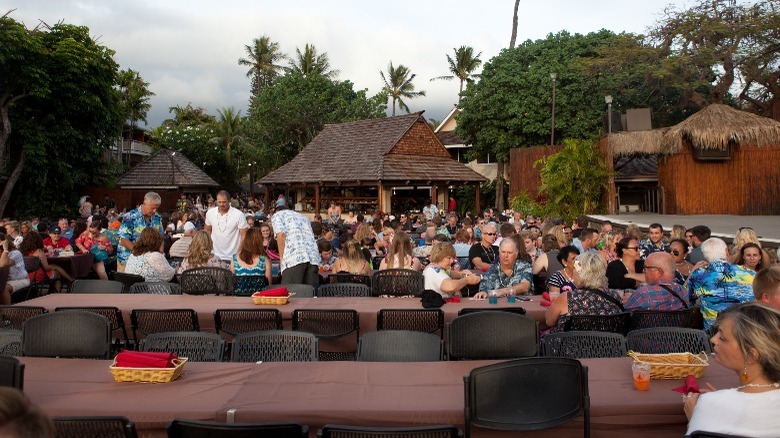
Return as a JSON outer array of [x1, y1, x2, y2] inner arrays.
[[475, 183, 481, 215], [377, 183, 383, 213], [315, 185, 321, 214], [264, 186, 270, 213], [606, 135, 616, 214]]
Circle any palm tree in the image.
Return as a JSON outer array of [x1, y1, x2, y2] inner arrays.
[[380, 62, 426, 116], [210, 107, 244, 165], [238, 35, 287, 96], [288, 44, 339, 79], [430, 46, 482, 102], [117, 69, 155, 162]]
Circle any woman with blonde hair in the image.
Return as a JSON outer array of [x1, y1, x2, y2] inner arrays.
[[549, 225, 568, 247], [729, 227, 771, 267], [374, 226, 395, 257], [176, 230, 222, 274], [624, 223, 642, 240], [423, 242, 480, 298], [332, 239, 371, 275], [598, 230, 624, 263], [379, 232, 421, 271], [670, 224, 687, 241]]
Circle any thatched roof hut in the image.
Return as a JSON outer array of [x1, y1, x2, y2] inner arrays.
[[661, 103, 780, 154], [607, 129, 668, 157]]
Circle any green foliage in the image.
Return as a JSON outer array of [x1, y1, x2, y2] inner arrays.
[[288, 44, 339, 79], [380, 62, 425, 116], [430, 45, 482, 101], [245, 72, 387, 176], [534, 139, 610, 218], [453, 178, 506, 217], [238, 35, 287, 97], [2, 18, 122, 217]]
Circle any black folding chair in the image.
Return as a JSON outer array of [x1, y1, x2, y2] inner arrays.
[[231, 330, 318, 362], [0, 356, 24, 389], [22, 311, 112, 359], [167, 419, 308, 437], [141, 331, 225, 362], [447, 311, 538, 360], [319, 424, 460, 438], [292, 309, 359, 361], [52, 416, 138, 438], [357, 330, 443, 362], [376, 308, 444, 338], [542, 331, 628, 359]]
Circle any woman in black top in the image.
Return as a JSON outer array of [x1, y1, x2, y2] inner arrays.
[[606, 237, 645, 290]]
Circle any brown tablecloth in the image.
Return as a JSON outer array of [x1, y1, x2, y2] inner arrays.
[[21, 357, 737, 438], [22, 294, 549, 335], [48, 253, 94, 279]]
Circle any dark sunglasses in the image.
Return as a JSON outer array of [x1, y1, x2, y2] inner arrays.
[[484, 232, 496, 236], [671, 249, 681, 256]]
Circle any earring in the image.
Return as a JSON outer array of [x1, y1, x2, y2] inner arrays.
[[741, 364, 749, 384]]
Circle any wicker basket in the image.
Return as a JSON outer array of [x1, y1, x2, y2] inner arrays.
[[628, 351, 709, 379], [109, 357, 187, 383], [252, 292, 295, 305]]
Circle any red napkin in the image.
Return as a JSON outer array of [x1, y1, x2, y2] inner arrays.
[[672, 375, 701, 394], [542, 292, 551, 301], [115, 351, 178, 368], [540, 300, 552, 308], [445, 295, 461, 303], [256, 286, 289, 297]]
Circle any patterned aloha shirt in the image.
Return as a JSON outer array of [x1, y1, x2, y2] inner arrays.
[[117, 207, 164, 263], [687, 259, 755, 331], [479, 259, 533, 294], [640, 239, 670, 260], [270, 209, 320, 272]]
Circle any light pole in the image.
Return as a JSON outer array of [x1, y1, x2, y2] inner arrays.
[[605, 95, 613, 134], [550, 72, 557, 147], [248, 162, 254, 198]]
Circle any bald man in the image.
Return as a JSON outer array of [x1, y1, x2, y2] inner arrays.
[[625, 252, 691, 311]]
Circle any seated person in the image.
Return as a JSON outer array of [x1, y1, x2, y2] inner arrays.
[[168, 221, 196, 259], [332, 239, 371, 276], [42, 226, 72, 253], [752, 264, 780, 311], [687, 238, 756, 331], [230, 228, 272, 290], [423, 242, 480, 299], [176, 230, 223, 275], [125, 228, 175, 282], [469, 222, 499, 272], [452, 229, 472, 258], [379, 232, 421, 271], [547, 245, 581, 295], [545, 252, 624, 332], [19, 231, 74, 289], [625, 252, 691, 311], [474, 238, 532, 299], [0, 235, 30, 305], [606, 237, 645, 290], [317, 239, 337, 272], [685, 303, 780, 437]]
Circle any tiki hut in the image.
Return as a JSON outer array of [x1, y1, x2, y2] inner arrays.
[[658, 104, 780, 215]]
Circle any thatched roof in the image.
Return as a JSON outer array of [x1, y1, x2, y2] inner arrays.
[[117, 148, 219, 189], [607, 129, 668, 157], [661, 103, 780, 154]]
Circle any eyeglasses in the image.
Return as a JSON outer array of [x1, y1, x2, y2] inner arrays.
[[643, 266, 661, 272], [671, 249, 681, 256], [625, 246, 639, 250], [484, 232, 496, 236]]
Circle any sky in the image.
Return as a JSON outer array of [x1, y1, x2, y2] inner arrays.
[[5, 0, 693, 128]]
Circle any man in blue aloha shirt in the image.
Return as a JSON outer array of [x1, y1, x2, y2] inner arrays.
[[640, 223, 669, 260], [687, 237, 755, 331], [117, 192, 164, 272], [475, 238, 533, 298]]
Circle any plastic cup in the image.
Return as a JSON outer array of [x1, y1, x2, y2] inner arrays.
[[632, 361, 651, 391], [488, 291, 498, 305], [506, 289, 517, 303]]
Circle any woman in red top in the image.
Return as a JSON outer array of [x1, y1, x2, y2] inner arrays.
[[18, 231, 74, 291], [75, 220, 114, 280]]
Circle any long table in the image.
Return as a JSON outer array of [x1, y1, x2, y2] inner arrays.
[[22, 294, 549, 335], [21, 357, 736, 438]]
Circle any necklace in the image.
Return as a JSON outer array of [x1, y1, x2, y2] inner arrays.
[[737, 382, 780, 390], [217, 212, 228, 233], [481, 244, 496, 264], [498, 264, 516, 288]]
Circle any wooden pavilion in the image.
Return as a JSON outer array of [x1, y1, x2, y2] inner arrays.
[[259, 112, 487, 214]]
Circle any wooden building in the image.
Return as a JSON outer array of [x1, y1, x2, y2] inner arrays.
[[258, 113, 487, 214]]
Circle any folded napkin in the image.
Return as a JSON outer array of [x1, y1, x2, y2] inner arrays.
[[672, 375, 701, 394], [445, 295, 461, 303], [255, 286, 289, 297], [540, 300, 552, 308], [542, 292, 551, 301], [115, 351, 178, 368]]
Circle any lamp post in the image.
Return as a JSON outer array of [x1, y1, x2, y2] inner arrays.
[[248, 162, 254, 198], [605, 95, 613, 134], [550, 72, 557, 147]]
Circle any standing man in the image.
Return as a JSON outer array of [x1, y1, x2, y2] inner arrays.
[[117, 192, 164, 272], [205, 190, 248, 265], [270, 205, 320, 287], [422, 199, 438, 220], [641, 223, 669, 259]]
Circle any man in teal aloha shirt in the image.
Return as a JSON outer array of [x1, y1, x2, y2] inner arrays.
[[687, 237, 755, 331], [117, 192, 164, 272]]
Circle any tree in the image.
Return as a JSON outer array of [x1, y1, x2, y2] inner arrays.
[[0, 16, 121, 216], [209, 106, 244, 165], [380, 62, 425, 116], [431, 46, 482, 102], [238, 35, 287, 96], [245, 72, 386, 174], [117, 68, 154, 162], [288, 44, 339, 79]]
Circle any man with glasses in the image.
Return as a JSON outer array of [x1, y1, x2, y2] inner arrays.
[[118, 191, 164, 272], [398, 213, 413, 233], [625, 252, 690, 310], [641, 223, 669, 259], [43, 226, 73, 253], [469, 222, 499, 272]]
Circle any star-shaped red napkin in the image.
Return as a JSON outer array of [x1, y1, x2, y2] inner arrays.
[[672, 375, 701, 394]]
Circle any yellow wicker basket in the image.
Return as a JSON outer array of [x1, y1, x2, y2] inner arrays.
[[628, 351, 709, 379], [252, 292, 295, 305], [109, 357, 187, 383]]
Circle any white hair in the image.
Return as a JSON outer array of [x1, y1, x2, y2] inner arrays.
[[144, 192, 161, 204], [701, 238, 728, 262]]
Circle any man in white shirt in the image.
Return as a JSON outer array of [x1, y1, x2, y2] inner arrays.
[[205, 190, 248, 264]]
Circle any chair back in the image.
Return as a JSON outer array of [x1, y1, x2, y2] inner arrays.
[[458, 307, 527, 316], [688, 431, 752, 438], [358, 330, 443, 362], [71, 279, 125, 294], [456, 256, 472, 270], [109, 272, 145, 293], [141, 331, 225, 362], [52, 416, 138, 438], [564, 312, 632, 335], [0, 356, 24, 389], [320, 424, 460, 438], [214, 309, 282, 337], [129, 282, 182, 295], [180, 267, 236, 295], [23, 256, 41, 273], [629, 308, 704, 330], [0, 330, 22, 357], [22, 311, 112, 359], [541, 331, 628, 358], [371, 269, 424, 297], [0, 267, 10, 300], [167, 419, 308, 437], [626, 327, 712, 354], [316, 283, 371, 298], [329, 273, 372, 288], [55, 307, 129, 352], [0, 305, 47, 330], [464, 357, 589, 438], [130, 309, 199, 344], [293, 309, 359, 360], [233, 275, 269, 297], [447, 311, 538, 360], [231, 330, 318, 362], [376, 308, 444, 337], [266, 283, 315, 298]]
